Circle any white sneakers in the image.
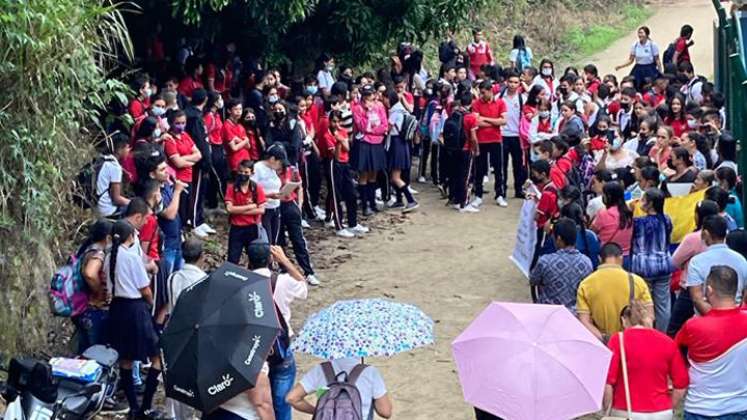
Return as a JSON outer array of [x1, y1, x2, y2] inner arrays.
[[306, 274, 320, 286], [496, 196, 508, 207], [314, 206, 326, 220], [408, 186, 419, 195], [459, 204, 480, 213], [336, 229, 355, 238], [192, 224, 215, 238], [349, 224, 370, 234], [301, 219, 311, 229], [417, 176, 426, 183], [470, 197, 483, 208]]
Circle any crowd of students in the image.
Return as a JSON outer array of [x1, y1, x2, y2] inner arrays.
[[67, 18, 747, 420]]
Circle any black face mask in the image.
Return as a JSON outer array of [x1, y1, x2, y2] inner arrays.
[[620, 102, 631, 111], [244, 119, 256, 128], [558, 87, 568, 96], [236, 174, 251, 185], [667, 158, 676, 170], [530, 175, 543, 184], [274, 111, 286, 122]]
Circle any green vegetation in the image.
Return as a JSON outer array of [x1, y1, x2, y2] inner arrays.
[[563, 3, 653, 59], [0, 0, 131, 355]]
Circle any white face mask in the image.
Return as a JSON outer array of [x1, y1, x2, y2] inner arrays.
[[539, 110, 550, 119], [268, 95, 279, 104], [151, 106, 166, 117], [611, 136, 624, 151], [216, 98, 224, 109], [541, 68, 552, 77], [153, 128, 162, 138]]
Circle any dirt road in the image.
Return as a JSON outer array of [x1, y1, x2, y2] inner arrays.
[[289, 2, 717, 419]]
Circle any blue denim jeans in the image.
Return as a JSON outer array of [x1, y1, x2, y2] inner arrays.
[[684, 410, 747, 420], [72, 307, 109, 355], [646, 275, 672, 332], [162, 247, 184, 283], [269, 353, 296, 420]]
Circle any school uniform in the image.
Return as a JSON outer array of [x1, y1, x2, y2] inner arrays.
[[298, 115, 322, 220], [471, 97, 508, 199], [327, 128, 358, 230], [164, 131, 198, 227], [252, 161, 282, 244], [277, 167, 315, 277], [500, 90, 528, 198], [387, 102, 411, 171], [629, 40, 660, 90], [352, 102, 388, 173], [225, 182, 266, 264], [105, 244, 159, 362], [205, 111, 227, 210], [450, 112, 479, 207]]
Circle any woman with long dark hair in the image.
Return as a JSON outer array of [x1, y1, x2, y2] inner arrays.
[[664, 93, 688, 137], [591, 182, 634, 268], [561, 202, 601, 268], [105, 220, 162, 418], [631, 188, 674, 332]]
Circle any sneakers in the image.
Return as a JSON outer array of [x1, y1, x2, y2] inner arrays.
[[417, 176, 427, 183], [437, 184, 447, 198], [325, 219, 337, 229], [192, 225, 209, 238], [301, 219, 311, 229], [470, 197, 483, 208], [388, 201, 405, 210], [408, 186, 419, 195], [496, 196, 508, 207], [403, 202, 419, 213], [101, 397, 130, 415], [336, 229, 355, 238], [197, 223, 216, 234], [349, 224, 370, 235], [362, 208, 374, 217], [314, 206, 326, 220], [386, 197, 398, 207], [459, 204, 481, 213], [306, 274, 320, 286]]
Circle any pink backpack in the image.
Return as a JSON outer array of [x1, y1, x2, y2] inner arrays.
[[49, 252, 91, 317], [312, 363, 368, 420]]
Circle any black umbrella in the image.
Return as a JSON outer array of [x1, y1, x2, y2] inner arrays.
[[160, 262, 281, 413]]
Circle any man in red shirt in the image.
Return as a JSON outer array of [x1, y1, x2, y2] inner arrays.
[[471, 80, 507, 208], [675, 265, 747, 418], [528, 159, 558, 271], [673, 25, 694, 67]]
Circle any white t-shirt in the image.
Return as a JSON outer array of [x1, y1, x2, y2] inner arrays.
[[220, 363, 269, 420], [300, 359, 387, 420], [253, 268, 307, 337], [501, 91, 523, 137], [105, 244, 150, 299], [317, 70, 335, 93], [630, 40, 659, 65], [251, 161, 281, 209], [509, 47, 533, 66], [605, 149, 638, 170], [388, 102, 406, 136], [586, 196, 605, 220], [168, 264, 207, 313], [96, 156, 122, 216]]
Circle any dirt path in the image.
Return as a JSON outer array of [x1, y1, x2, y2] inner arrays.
[[586, 0, 715, 78], [289, 3, 717, 420]]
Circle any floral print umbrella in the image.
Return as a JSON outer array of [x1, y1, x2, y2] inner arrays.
[[291, 298, 434, 360]]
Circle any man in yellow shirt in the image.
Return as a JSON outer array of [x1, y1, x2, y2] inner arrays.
[[577, 243, 654, 342]]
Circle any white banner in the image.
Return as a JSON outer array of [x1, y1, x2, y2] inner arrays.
[[509, 199, 537, 279]]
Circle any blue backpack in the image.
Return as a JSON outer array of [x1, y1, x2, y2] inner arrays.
[[516, 49, 531, 72]]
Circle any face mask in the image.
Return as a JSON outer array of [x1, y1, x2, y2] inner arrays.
[[151, 106, 166, 117], [611, 136, 624, 151], [152, 200, 164, 214], [172, 123, 186, 133], [687, 119, 698, 129], [236, 174, 251, 185], [539, 110, 550, 119], [144, 87, 153, 97], [326, 64, 335, 72], [216, 99, 224, 109], [245, 119, 256, 128], [667, 158, 676, 170], [558, 87, 568, 96], [306, 86, 318, 96], [541, 68, 552, 77], [274, 111, 286, 121], [153, 128, 162, 138], [620, 102, 631, 111], [425, 88, 433, 96], [268, 95, 279, 104], [530, 175, 543, 184]]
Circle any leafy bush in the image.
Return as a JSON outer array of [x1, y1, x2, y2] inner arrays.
[[0, 0, 131, 355]]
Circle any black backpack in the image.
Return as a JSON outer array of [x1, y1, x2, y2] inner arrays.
[[662, 41, 676, 65], [400, 112, 418, 143], [442, 111, 466, 152], [72, 155, 115, 209]]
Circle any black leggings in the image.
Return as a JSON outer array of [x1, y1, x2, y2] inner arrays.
[[227, 224, 260, 265], [277, 201, 314, 276], [262, 207, 281, 245]]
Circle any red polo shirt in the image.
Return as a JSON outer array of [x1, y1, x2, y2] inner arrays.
[[675, 307, 747, 363], [222, 119, 250, 172], [164, 132, 196, 183], [472, 98, 507, 144], [536, 182, 558, 228], [225, 182, 266, 226], [462, 112, 479, 152]]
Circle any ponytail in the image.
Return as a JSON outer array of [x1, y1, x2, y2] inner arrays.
[[109, 221, 134, 291]]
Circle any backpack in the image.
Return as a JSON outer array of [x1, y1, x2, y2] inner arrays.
[[72, 156, 115, 209], [516, 48, 531, 72], [49, 252, 91, 317], [662, 40, 676, 65], [442, 110, 466, 152], [400, 112, 418, 143], [312, 362, 369, 420]]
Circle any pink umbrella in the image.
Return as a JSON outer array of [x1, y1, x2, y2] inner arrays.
[[452, 302, 611, 420]]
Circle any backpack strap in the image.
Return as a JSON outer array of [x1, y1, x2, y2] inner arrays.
[[346, 364, 369, 386], [321, 361, 338, 386]]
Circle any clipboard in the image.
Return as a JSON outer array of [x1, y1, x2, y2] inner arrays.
[[279, 181, 301, 199]]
